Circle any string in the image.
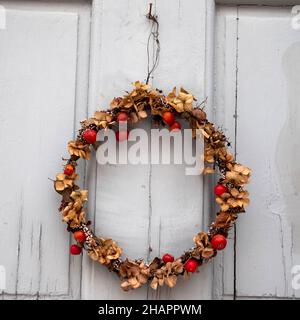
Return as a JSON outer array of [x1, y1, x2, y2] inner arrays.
[[146, 3, 160, 84]]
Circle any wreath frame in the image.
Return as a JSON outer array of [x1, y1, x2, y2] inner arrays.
[[54, 81, 251, 291]]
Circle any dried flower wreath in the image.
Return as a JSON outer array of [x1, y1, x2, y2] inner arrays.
[[54, 81, 251, 291]]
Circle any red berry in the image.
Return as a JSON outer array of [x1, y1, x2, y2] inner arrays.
[[64, 164, 74, 176], [214, 184, 228, 196], [70, 244, 82, 255], [74, 230, 86, 243], [162, 111, 175, 126], [83, 129, 97, 144], [162, 253, 175, 263], [117, 112, 129, 122], [211, 234, 227, 250], [116, 130, 129, 141], [169, 121, 181, 132], [184, 259, 199, 273]]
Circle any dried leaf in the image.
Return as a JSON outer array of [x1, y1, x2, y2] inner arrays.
[[138, 110, 147, 119], [165, 275, 177, 288], [68, 141, 91, 160]]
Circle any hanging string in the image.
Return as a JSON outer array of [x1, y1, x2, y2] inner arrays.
[[146, 3, 160, 84]]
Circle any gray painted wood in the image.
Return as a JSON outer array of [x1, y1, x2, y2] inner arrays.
[[81, 0, 214, 300], [0, 0, 91, 299], [214, 5, 300, 299], [0, 7, 78, 297]]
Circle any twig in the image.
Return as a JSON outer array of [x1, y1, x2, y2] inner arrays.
[[145, 3, 160, 84]]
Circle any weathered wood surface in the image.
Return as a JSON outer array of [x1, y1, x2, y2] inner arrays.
[[1, 0, 299, 300], [81, 0, 214, 300], [0, 0, 91, 299], [214, 5, 300, 299]]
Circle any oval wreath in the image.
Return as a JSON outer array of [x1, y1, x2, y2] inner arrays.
[[54, 81, 251, 291]]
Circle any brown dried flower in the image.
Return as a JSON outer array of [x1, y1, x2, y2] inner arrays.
[[54, 173, 78, 193], [217, 147, 234, 163], [70, 189, 88, 203], [68, 141, 91, 160], [194, 232, 209, 247], [193, 232, 215, 259], [225, 164, 251, 185], [119, 260, 150, 291], [216, 188, 250, 212], [62, 203, 85, 229], [204, 145, 215, 163], [61, 189, 88, 228], [214, 211, 237, 229], [166, 87, 195, 113], [89, 111, 113, 128], [133, 81, 151, 91], [150, 259, 184, 290], [88, 238, 122, 266]]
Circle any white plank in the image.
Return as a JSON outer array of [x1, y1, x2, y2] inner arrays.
[[1, 0, 92, 299], [82, 0, 152, 300], [82, 0, 215, 300], [236, 6, 299, 298], [0, 9, 78, 295], [215, 6, 300, 299], [148, 0, 214, 300], [213, 5, 239, 299]]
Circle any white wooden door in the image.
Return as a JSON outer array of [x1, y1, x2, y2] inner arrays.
[[214, 3, 300, 299], [0, 0, 299, 300]]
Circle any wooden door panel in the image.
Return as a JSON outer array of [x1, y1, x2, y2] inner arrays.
[[81, 0, 214, 300], [0, 8, 78, 296], [0, 0, 91, 299], [215, 5, 300, 299]]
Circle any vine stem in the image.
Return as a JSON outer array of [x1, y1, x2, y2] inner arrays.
[[145, 3, 160, 84]]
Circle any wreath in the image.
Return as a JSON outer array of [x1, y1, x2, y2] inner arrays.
[[53, 81, 251, 291]]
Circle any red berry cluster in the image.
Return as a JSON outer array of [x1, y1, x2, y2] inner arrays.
[[162, 253, 199, 273], [64, 164, 84, 255], [211, 184, 228, 250], [70, 230, 87, 255], [81, 111, 184, 146], [162, 111, 181, 131]]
